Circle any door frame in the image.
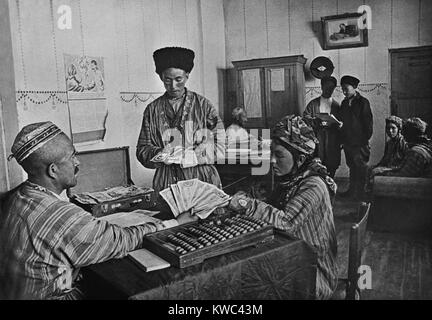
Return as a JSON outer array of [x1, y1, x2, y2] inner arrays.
[[389, 45, 432, 116]]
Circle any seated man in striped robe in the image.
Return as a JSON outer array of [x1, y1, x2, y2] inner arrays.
[[0, 122, 196, 300]]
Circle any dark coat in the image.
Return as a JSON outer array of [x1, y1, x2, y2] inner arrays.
[[339, 92, 373, 147]]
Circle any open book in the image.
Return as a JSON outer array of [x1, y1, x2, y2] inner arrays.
[[316, 113, 342, 126]]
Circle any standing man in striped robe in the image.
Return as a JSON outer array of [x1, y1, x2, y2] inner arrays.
[[136, 47, 225, 194]]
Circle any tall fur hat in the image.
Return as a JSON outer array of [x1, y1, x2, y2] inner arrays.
[[153, 47, 195, 75]]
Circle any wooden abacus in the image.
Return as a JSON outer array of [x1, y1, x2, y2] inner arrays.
[[142, 212, 275, 268]]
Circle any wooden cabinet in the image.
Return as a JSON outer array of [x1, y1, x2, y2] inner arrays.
[[232, 55, 306, 129]]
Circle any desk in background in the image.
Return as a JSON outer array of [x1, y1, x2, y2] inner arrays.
[[217, 152, 273, 196], [82, 231, 317, 300]]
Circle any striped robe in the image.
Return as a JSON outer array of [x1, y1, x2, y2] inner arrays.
[[386, 141, 432, 178], [244, 175, 338, 300], [136, 89, 225, 193], [0, 181, 175, 299]]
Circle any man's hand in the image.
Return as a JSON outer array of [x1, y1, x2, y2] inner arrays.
[[176, 209, 199, 225], [228, 191, 251, 213]]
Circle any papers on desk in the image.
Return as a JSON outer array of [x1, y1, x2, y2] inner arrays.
[[128, 248, 171, 272], [97, 209, 161, 227]]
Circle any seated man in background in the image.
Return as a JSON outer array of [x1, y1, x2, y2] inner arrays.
[[225, 107, 250, 148], [225, 107, 267, 150], [0, 122, 196, 300], [383, 117, 432, 178], [228, 115, 338, 300]]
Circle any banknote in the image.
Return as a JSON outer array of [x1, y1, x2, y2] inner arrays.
[[159, 188, 180, 217]]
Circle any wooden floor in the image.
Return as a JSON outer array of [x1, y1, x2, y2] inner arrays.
[[333, 179, 432, 300]]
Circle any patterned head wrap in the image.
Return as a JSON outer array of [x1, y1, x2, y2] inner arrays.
[[153, 47, 195, 75], [8, 122, 62, 164], [272, 115, 318, 155], [385, 115, 403, 130], [402, 117, 428, 140]]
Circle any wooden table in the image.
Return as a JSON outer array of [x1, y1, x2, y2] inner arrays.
[[82, 231, 317, 300]]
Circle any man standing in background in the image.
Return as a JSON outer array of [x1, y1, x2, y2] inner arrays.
[[338, 75, 373, 200], [303, 76, 342, 178]]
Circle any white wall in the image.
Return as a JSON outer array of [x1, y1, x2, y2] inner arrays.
[[223, 0, 432, 177], [6, 0, 226, 188], [0, 0, 20, 191]]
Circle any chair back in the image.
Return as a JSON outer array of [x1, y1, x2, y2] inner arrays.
[[346, 202, 370, 300]]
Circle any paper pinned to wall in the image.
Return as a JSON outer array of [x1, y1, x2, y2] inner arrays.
[[68, 99, 108, 144], [64, 54, 108, 144], [64, 54, 105, 99], [270, 68, 285, 91]]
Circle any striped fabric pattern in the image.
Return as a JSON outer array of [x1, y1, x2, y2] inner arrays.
[[245, 175, 338, 300], [386, 144, 432, 178], [136, 89, 225, 192], [0, 181, 167, 299]]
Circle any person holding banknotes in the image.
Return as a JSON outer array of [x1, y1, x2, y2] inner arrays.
[[228, 115, 338, 300], [136, 47, 226, 194]]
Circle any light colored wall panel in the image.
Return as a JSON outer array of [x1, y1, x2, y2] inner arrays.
[[266, 0, 290, 58], [224, 0, 247, 66], [5, 0, 226, 188], [244, 0, 267, 59], [420, 0, 432, 45], [290, 0, 314, 55], [392, 0, 420, 48]]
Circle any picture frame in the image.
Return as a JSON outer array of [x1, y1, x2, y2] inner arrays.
[[321, 12, 368, 50]]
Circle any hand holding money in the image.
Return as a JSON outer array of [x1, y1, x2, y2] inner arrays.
[[228, 191, 251, 213], [176, 208, 199, 225], [159, 179, 231, 220]]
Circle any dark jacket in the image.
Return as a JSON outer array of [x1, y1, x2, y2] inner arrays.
[[339, 92, 373, 146]]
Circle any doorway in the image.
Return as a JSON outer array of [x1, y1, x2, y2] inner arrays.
[[390, 46, 432, 136]]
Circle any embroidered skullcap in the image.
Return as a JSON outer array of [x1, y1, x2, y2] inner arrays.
[[153, 47, 195, 75], [272, 115, 318, 155], [341, 75, 360, 88], [8, 121, 62, 164], [385, 115, 403, 130], [402, 117, 428, 139]]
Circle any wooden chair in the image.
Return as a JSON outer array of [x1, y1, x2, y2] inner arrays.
[[332, 202, 371, 300]]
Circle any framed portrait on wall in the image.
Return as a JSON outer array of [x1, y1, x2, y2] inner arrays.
[[321, 12, 368, 50]]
